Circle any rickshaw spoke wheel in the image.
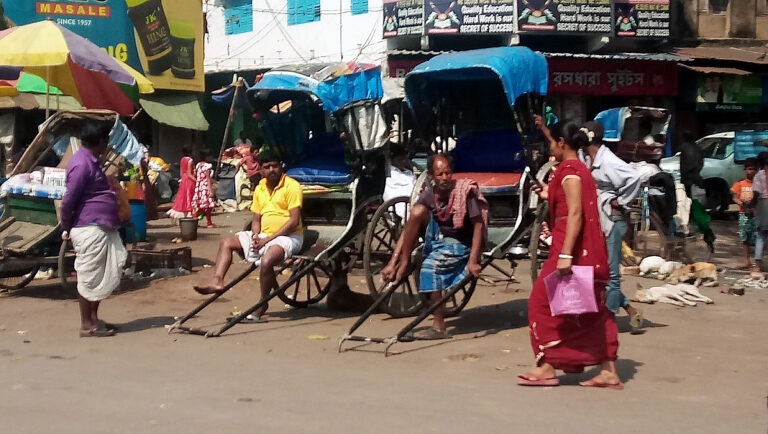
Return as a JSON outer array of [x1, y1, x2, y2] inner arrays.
[[0, 265, 40, 291], [442, 279, 477, 318], [276, 258, 331, 308], [363, 196, 423, 317], [58, 240, 77, 291], [529, 202, 549, 283]]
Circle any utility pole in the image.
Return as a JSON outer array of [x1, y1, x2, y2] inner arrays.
[[339, 0, 343, 61]]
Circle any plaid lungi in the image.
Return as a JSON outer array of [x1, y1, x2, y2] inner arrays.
[[419, 215, 470, 292]]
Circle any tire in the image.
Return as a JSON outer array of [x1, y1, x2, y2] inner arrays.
[[363, 196, 423, 318], [528, 201, 549, 283], [58, 240, 77, 291], [441, 278, 477, 318], [276, 258, 332, 308], [0, 264, 40, 290]]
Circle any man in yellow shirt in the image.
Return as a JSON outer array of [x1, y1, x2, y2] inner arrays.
[[194, 151, 303, 321]]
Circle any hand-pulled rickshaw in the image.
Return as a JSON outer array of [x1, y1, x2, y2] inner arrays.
[[168, 63, 390, 337], [340, 47, 550, 355], [0, 110, 144, 291]]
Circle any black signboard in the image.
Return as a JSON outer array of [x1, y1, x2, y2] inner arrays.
[[424, 0, 516, 34], [614, 0, 670, 37], [517, 0, 612, 33], [383, 0, 424, 38]]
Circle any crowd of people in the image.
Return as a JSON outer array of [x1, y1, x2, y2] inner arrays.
[[58, 116, 735, 393]]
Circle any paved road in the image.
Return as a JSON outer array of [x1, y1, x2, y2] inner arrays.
[[1, 212, 766, 433]]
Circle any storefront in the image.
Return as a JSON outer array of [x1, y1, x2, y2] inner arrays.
[[674, 46, 768, 144]]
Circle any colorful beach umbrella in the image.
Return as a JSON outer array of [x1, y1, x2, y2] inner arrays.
[[0, 20, 153, 115]]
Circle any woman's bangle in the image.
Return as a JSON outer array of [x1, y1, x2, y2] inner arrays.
[[558, 254, 573, 259]]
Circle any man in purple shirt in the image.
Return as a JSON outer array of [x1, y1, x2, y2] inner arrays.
[[61, 122, 127, 338]]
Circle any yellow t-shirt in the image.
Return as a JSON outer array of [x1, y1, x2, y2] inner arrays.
[[250, 174, 303, 235]]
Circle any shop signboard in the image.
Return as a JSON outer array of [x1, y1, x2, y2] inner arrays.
[[613, 0, 670, 38], [695, 74, 763, 113], [224, 0, 253, 35], [2, 0, 205, 92], [548, 58, 677, 96], [734, 131, 768, 162], [517, 0, 612, 34], [388, 58, 426, 77], [423, 0, 516, 35], [383, 0, 424, 38]]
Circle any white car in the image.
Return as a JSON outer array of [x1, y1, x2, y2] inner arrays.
[[659, 132, 744, 212]]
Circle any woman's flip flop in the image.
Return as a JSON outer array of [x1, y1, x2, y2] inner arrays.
[[579, 378, 624, 390], [516, 374, 560, 387]]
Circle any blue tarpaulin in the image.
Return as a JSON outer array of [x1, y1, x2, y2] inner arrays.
[[210, 79, 252, 110], [404, 47, 549, 109], [594, 107, 628, 142], [246, 64, 383, 114]]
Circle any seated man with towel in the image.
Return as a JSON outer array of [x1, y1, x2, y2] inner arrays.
[[381, 154, 488, 340], [194, 151, 303, 323]]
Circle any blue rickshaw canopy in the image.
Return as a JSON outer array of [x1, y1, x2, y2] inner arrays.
[[246, 63, 383, 114], [404, 46, 549, 109]]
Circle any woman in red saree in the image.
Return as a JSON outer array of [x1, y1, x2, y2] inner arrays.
[[517, 117, 621, 389]]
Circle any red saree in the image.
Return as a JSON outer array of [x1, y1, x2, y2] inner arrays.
[[528, 159, 619, 372]]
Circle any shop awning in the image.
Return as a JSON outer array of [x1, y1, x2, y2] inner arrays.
[[139, 93, 209, 131], [0, 93, 82, 110], [675, 46, 768, 65], [680, 64, 752, 75]]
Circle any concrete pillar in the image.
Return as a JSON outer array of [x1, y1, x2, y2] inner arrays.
[[730, 0, 756, 38]]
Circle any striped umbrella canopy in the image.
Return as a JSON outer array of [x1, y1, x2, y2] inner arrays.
[[0, 20, 153, 115]]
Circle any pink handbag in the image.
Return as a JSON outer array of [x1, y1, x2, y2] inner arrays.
[[543, 265, 598, 316]]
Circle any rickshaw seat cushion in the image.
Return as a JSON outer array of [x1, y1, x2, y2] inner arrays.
[[286, 154, 352, 185], [452, 172, 521, 194], [453, 130, 525, 173]]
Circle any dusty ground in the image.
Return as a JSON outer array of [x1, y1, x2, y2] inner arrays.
[[1, 211, 766, 433]]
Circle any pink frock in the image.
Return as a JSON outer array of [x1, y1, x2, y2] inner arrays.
[[167, 156, 195, 219]]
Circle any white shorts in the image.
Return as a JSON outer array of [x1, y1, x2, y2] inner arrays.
[[237, 231, 303, 265]]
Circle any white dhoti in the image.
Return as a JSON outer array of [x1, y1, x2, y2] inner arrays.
[[70, 225, 128, 301]]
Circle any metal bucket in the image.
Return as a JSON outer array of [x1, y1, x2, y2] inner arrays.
[[179, 217, 198, 242]]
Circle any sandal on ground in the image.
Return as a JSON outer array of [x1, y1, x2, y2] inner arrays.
[[99, 321, 119, 332], [206, 224, 217, 229], [579, 378, 624, 390], [79, 327, 116, 338], [629, 311, 644, 335], [226, 314, 268, 324], [413, 327, 451, 340], [516, 373, 560, 387]]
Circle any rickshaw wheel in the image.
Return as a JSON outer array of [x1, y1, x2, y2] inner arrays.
[[276, 258, 332, 308], [442, 278, 478, 317], [529, 201, 549, 283], [363, 196, 424, 317], [0, 265, 40, 290], [58, 240, 77, 291]]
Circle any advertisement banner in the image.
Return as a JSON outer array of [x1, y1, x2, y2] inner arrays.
[[614, 0, 670, 38], [424, 0, 516, 35], [734, 131, 768, 162], [548, 58, 677, 96], [695, 74, 763, 113], [383, 0, 424, 38], [517, 0, 612, 34], [2, 0, 204, 92], [2, 0, 142, 71], [126, 0, 205, 91]]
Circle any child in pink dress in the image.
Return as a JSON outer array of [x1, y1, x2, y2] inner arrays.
[[192, 150, 216, 228]]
